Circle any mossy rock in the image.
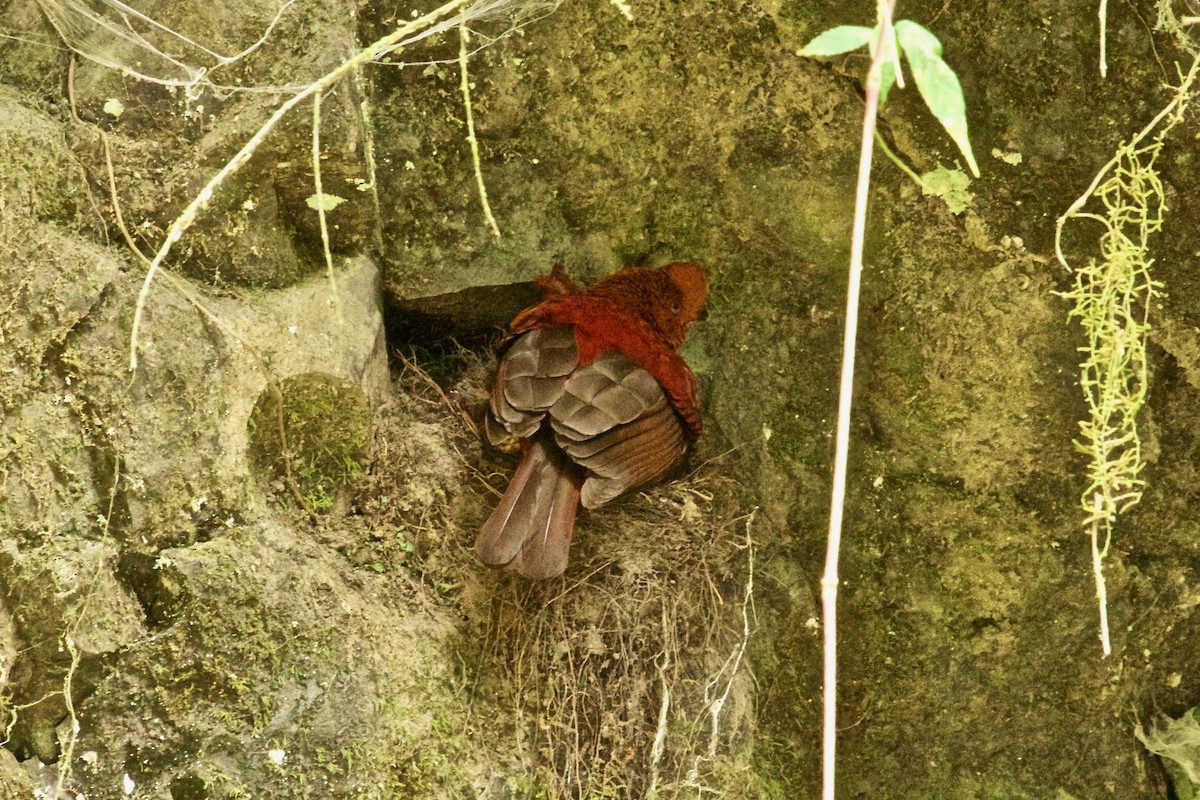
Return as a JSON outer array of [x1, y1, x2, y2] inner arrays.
[[247, 373, 371, 514]]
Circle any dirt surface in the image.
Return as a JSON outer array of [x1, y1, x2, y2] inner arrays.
[[3, 0, 1200, 798]]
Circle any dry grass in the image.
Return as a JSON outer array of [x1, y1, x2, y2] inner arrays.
[[476, 474, 756, 798]]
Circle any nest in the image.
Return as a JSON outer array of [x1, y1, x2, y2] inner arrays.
[[476, 473, 757, 798], [364, 346, 760, 797]]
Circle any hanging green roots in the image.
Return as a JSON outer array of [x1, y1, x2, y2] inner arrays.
[[1069, 147, 1164, 519], [1055, 56, 1199, 655], [1062, 142, 1164, 655]]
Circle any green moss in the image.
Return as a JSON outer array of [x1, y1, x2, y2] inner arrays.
[[0, 124, 91, 227], [246, 373, 370, 514]]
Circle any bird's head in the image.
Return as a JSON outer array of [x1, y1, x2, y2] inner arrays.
[[653, 262, 709, 349], [586, 262, 710, 350], [663, 262, 708, 323]]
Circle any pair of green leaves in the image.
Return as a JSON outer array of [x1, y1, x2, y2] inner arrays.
[[799, 21, 978, 178]]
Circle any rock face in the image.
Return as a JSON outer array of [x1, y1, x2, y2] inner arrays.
[[5, 0, 1200, 798], [0, 6, 415, 792]]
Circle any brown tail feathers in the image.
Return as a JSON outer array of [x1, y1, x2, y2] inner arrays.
[[475, 436, 584, 579]]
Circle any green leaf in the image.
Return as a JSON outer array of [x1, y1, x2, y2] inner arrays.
[[877, 64, 897, 104], [895, 19, 943, 58], [919, 163, 974, 214], [797, 25, 874, 57], [895, 20, 980, 177], [305, 192, 347, 211]]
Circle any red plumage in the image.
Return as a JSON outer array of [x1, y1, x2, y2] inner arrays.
[[475, 262, 709, 578]]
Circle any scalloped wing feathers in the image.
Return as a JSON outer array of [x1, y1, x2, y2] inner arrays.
[[551, 350, 687, 508], [475, 263, 707, 579]]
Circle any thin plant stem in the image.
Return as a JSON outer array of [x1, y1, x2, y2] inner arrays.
[[1099, 0, 1108, 78], [459, 22, 501, 239], [823, 2, 895, 798], [350, 62, 385, 251], [873, 130, 924, 190], [648, 604, 671, 795], [311, 91, 343, 324], [52, 637, 82, 798], [1090, 493, 1111, 653]]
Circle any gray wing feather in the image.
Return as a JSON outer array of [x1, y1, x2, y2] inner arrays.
[[551, 351, 664, 438], [489, 327, 579, 443], [550, 350, 687, 509]]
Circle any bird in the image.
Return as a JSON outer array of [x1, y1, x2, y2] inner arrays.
[[475, 261, 709, 579]]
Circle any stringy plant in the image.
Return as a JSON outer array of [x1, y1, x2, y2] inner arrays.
[[1059, 147, 1162, 658], [27, 0, 561, 369], [1055, 53, 1200, 655]]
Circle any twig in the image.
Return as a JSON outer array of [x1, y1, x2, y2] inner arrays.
[[52, 637, 83, 799], [685, 508, 755, 786], [458, 22, 501, 239], [1089, 493, 1111, 654], [648, 603, 672, 794], [395, 349, 480, 437], [350, 62, 385, 251], [311, 90, 343, 324], [1099, 0, 1109, 78], [99, 131, 151, 263]]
